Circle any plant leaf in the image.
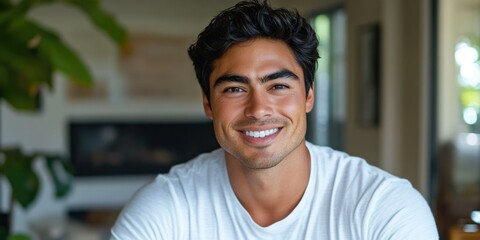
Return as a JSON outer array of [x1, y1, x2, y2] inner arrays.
[[37, 30, 93, 87], [66, 0, 129, 46], [0, 18, 92, 86], [7, 233, 31, 240], [0, 69, 41, 110], [0, 226, 7, 240], [0, 0, 12, 11], [0, 32, 52, 84], [0, 43, 49, 110], [45, 155, 73, 198], [6, 19, 93, 87], [2, 148, 40, 209], [0, 0, 34, 28], [1, 85, 39, 110]]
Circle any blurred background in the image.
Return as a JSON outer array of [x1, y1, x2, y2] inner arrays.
[[0, 0, 479, 239]]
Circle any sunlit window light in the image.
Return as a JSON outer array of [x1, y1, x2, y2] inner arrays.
[[466, 133, 480, 146], [463, 107, 478, 125], [460, 63, 480, 88], [455, 42, 479, 66], [472, 211, 480, 224]]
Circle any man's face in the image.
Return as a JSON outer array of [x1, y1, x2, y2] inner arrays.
[[203, 38, 314, 170]]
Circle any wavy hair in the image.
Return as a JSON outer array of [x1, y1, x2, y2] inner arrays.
[[188, 0, 319, 102]]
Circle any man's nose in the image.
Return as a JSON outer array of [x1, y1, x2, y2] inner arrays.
[[244, 90, 273, 120]]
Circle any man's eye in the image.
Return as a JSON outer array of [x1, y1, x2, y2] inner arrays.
[[223, 87, 244, 93], [272, 84, 289, 90]]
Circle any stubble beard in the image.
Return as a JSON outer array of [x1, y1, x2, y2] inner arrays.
[[226, 117, 288, 170], [217, 116, 306, 171], [222, 131, 305, 171]]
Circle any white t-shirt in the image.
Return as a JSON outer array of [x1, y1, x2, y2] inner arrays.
[[111, 143, 438, 239]]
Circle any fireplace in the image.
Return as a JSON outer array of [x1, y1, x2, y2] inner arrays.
[[69, 121, 219, 176]]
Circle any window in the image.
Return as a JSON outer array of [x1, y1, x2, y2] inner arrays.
[[307, 8, 347, 150]]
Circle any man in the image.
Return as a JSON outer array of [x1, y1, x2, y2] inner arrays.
[[111, 1, 439, 239]]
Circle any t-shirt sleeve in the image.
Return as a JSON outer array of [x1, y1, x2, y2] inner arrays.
[[110, 176, 178, 240], [366, 181, 439, 240]]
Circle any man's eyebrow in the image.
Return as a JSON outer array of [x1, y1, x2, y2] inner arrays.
[[259, 69, 299, 83], [213, 69, 299, 87], [213, 75, 249, 87]]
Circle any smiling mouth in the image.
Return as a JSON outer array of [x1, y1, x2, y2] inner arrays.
[[243, 128, 279, 138]]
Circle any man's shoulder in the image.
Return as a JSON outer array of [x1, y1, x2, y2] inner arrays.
[[167, 148, 225, 179], [306, 142, 412, 201], [145, 149, 225, 189], [111, 148, 226, 239], [307, 142, 400, 182], [122, 148, 226, 215], [306, 143, 438, 238]]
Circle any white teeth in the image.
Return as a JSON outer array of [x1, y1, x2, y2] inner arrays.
[[245, 128, 278, 138]]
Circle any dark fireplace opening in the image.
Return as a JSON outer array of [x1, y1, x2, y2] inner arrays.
[[69, 121, 219, 176]]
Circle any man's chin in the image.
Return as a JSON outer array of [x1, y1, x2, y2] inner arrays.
[[234, 151, 283, 170]]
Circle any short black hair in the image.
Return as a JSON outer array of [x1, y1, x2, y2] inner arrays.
[[188, 0, 319, 102]]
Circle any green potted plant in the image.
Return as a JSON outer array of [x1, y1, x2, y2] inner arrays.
[[0, 0, 128, 239]]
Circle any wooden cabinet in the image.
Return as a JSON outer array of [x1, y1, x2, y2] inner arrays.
[[450, 225, 480, 240]]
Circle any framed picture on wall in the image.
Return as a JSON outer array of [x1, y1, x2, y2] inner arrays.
[[357, 23, 381, 127]]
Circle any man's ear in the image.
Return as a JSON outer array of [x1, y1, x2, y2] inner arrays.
[[306, 85, 314, 113], [203, 93, 213, 120]]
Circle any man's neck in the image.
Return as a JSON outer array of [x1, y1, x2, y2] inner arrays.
[[225, 144, 311, 227]]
